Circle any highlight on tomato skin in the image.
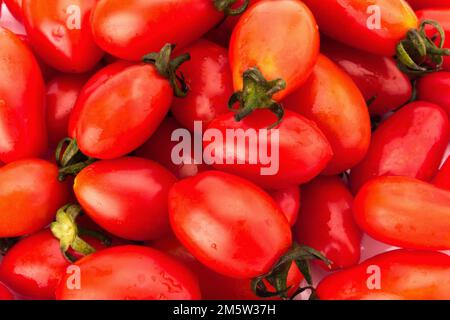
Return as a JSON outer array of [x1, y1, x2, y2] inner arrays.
[[433, 156, 450, 190]]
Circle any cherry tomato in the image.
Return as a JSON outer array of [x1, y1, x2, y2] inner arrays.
[[417, 72, 450, 117], [205, 110, 333, 189], [321, 38, 413, 115], [434, 156, 450, 190], [171, 39, 233, 132], [3, 0, 22, 21], [230, 0, 319, 100], [354, 176, 450, 250], [91, 0, 224, 61], [46, 73, 90, 147], [152, 234, 303, 300], [284, 54, 371, 175], [56, 245, 201, 300], [408, 0, 450, 10], [294, 176, 361, 270], [169, 171, 292, 279], [0, 282, 13, 300], [0, 159, 70, 238], [22, 0, 104, 73], [317, 249, 450, 300], [0, 27, 47, 163], [74, 157, 177, 241], [69, 61, 173, 159], [416, 8, 450, 71], [268, 186, 300, 226], [135, 117, 210, 179], [303, 0, 418, 56], [350, 101, 450, 193]]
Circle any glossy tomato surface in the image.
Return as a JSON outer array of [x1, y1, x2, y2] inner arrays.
[[417, 72, 450, 117], [284, 54, 371, 175], [230, 0, 319, 100], [268, 186, 300, 226], [354, 176, 450, 250], [0, 159, 70, 237], [169, 171, 292, 279], [434, 156, 450, 190], [56, 245, 201, 300], [74, 157, 177, 241], [0, 282, 13, 300]]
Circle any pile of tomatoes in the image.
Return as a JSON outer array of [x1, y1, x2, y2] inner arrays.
[[0, 0, 449, 301]]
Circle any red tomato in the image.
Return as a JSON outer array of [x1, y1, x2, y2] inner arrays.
[[283, 54, 371, 175], [22, 0, 104, 73], [268, 186, 300, 226], [321, 38, 413, 115], [46, 73, 90, 147], [408, 0, 450, 10], [171, 39, 233, 132], [350, 102, 450, 193], [0, 27, 47, 163], [416, 8, 450, 71], [0, 282, 13, 300], [0, 159, 70, 237], [4, 0, 22, 21], [91, 0, 224, 61], [56, 245, 201, 300], [434, 156, 450, 190], [169, 171, 292, 279], [152, 234, 303, 300], [69, 61, 173, 159], [303, 0, 418, 56], [230, 0, 319, 101], [317, 249, 450, 300], [417, 72, 450, 117], [135, 117, 210, 179], [205, 110, 333, 189], [74, 157, 177, 241], [354, 176, 450, 250], [294, 176, 361, 270]]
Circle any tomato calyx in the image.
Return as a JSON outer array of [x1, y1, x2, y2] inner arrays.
[[251, 243, 331, 299], [51, 204, 111, 263], [56, 138, 96, 181], [213, 0, 250, 16], [397, 20, 450, 75], [142, 44, 191, 98], [229, 67, 286, 128]]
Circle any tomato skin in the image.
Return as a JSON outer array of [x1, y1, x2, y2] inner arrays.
[[135, 117, 210, 179], [434, 156, 450, 190], [416, 9, 450, 71], [408, 0, 450, 10], [74, 157, 176, 241], [294, 176, 361, 270], [417, 72, 450, 117], [69, 61, 173, 159], [317, 249, 450, 300], [22, 0, 104, 73], [268, 186, 300, 226], [205, 110, 333, 189], [56, 245, 201, 300], [350, 102, 450, 193], [354, 176, 450, 250], [0, 159, 70, 238], [91, 0, 223, 61], [169, 171, 292, 279], [46, 74, 90, 147], [0, 27, 47, 163], [284, 54, 371, 175], [303, 0, 418, 56], [0, 282, 13, 300], [4, 0, 22, 21], [171, 40, 233, 132], [321, 39, 413, 115], [152, 235, 303, 300], [0, 230, 70, 299], [230, 0, 319, 100]]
